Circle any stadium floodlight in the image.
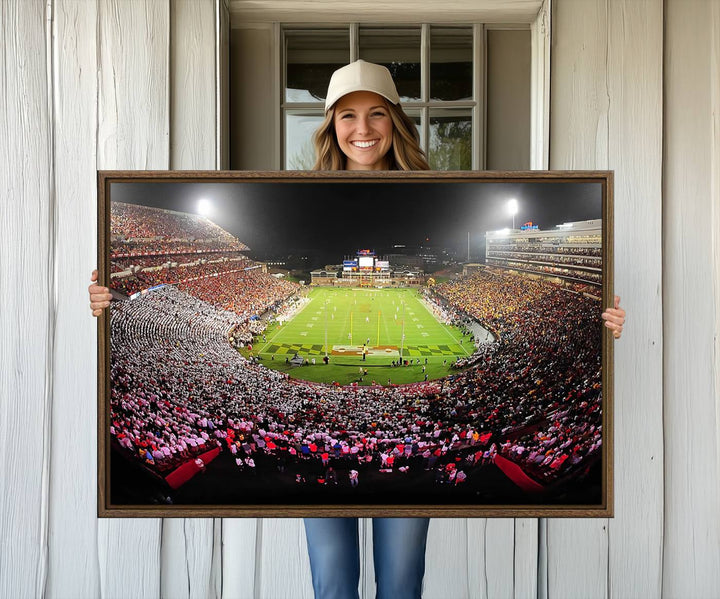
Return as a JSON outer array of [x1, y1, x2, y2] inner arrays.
[[197, 198, 212, 217], [507, 198, 518, 229]]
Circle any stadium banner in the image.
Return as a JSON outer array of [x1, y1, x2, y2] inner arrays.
[[97, 170, 614, 518]]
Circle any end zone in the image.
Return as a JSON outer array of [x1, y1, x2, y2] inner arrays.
[[331, 345, 399, 357]]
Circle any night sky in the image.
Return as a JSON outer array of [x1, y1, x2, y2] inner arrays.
[[111, 180, 602, 265]]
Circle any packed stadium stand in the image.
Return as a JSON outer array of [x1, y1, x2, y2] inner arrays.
[[485, 220, 602, 286], [108, 200, 603, 500]]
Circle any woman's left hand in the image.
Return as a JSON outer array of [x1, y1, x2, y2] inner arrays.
[[602, 295, 625, 339]]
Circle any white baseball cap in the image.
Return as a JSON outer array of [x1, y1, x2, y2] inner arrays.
[[324, 60, 400, 112]]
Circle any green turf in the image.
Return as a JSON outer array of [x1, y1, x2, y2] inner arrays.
[[246, 287, 474, 386]]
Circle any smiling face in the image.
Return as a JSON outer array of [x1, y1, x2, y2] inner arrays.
[[333, 91, 394, 170]]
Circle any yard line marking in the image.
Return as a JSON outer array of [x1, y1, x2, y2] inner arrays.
[[263, 291, 318, 348], [417, 295, 473, 356]]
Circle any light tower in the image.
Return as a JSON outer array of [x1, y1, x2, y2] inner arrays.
[[507, 198, 518, 229], [197, 198, 212, 217]]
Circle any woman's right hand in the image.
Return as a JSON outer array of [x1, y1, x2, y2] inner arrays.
[[89, 269, 112, 317]]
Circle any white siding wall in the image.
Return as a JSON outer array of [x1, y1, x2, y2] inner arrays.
[[0, 2, 53, 598], [663, 1, 720, 596], [48, 2, 100, 597], [1, 1, 718, 598], [549, 2, 664, 598]]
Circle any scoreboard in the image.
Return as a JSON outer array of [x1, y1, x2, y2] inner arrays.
[[357, 249, 375, 271], [341, 249, 390, 273]]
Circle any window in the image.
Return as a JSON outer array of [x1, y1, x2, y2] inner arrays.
[[228, 23, 530, 171], [283, 25, 478, 170]]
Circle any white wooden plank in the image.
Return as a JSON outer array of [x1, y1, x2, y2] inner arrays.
[[537, 519, 547, 599], [663, 1, 720, 596], [424, 518, 525, 599], [222, 519, 258, 599], [46, 0, 101, 597], [359, 518, 373, 599], [513, 518, 538, 599], [209, 519, 223, 599], [550, 0, 666, 597], [161, 2, 221, 598], [98, 520, 162, 599], [465, 519, 485, 599], [605, 1, 664, 598], [483, 519, 516, 599], [0, 1, 52, 598], [550, 0, 609, 171], [467, 518, 516, 599], [546, 522, 607, 599], [712, 8, 720, 550], [96, 1, 169, 596], [170, 0, 216, 170], [256, 518, 314, 599], [218, 0, 230, 169], [547, 2, 609, 596], [161, 520, 218, 599], [425, 519, 516, 599], [427, 519, 467, 599], [97, 0, 170, 170], [530, 0, 550, 170]]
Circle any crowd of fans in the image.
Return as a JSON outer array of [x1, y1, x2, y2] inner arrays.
[[486, 259, 603, 285], [488, 243, 601, 257], [111, 239, 249, 258], [111, 251, 249, 274], [110, 266, 602, 491], [110, 258, 255, 296], [433, 270, 602, 481], [179, 269, 298, 321], [112, 202, 242, 243], [489, 251, 601, 269], [486, 237, 603, 287], [111, 202, 249, 260], [107, 203, 603, 493]]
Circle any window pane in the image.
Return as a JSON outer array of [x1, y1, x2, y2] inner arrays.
[[359, 28, 421, 102], [430, 27, 473, 101], [429, 109, 472, 170], [402, 109, 423, 149], [286, 30, 349, 103], [285, 112, 324, 169]]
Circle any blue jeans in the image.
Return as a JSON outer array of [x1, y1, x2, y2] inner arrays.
[[304, 517, 430, 599]]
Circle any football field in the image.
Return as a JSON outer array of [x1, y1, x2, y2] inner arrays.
[[253, 287, 474, 385]]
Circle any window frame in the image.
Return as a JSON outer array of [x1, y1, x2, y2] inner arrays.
[[281, 23, 487, 170]]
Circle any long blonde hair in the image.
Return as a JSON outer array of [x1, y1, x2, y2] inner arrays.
[[312, 100, 430, 171]]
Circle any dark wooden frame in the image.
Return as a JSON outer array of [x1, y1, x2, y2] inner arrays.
[[98, 170, 614, 518]]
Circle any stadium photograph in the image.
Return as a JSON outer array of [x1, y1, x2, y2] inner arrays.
[[100, 173, 611, 515]]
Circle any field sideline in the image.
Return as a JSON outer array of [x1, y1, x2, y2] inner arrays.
[[251, 287, 474, 386]]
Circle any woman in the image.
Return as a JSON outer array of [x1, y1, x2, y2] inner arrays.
[[88, 60, 626, 599], [302, 60, 433, 599]]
